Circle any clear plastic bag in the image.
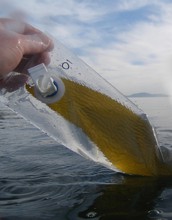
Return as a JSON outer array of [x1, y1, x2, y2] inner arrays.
[[0, 38, 164, 176]]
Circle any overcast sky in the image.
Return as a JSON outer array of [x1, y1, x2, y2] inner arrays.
[[1, 0, 172, 95]]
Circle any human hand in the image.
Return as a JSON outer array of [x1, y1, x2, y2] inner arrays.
[[0, 18, 54, 92]]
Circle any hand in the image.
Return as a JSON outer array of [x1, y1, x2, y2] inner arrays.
[[0, 18, 54, 92]]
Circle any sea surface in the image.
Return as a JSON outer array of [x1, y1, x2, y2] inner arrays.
[[0, 96, 172, 220]]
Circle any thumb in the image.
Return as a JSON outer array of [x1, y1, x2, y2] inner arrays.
[[20, 32, 54, 55]]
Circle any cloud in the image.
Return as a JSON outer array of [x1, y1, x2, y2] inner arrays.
[[0, 0, 108, 23], [78, 1, 172, 94], [1, 0, 172, 95]]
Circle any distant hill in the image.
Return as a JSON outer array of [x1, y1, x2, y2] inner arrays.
[[127, 92, 169, 98]]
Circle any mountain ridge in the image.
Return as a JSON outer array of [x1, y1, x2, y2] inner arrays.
[[127, 92, 169, 98]]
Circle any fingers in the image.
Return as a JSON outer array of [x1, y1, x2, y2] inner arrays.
[[38, 52, 51, 65], [20, 32, 54, 55], [0, 18, 54, 77], [15, 52, 51, 74], [0, 18, 54, 54]]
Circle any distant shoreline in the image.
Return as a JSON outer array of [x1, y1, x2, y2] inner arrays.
[[127, 92, 169, 98]]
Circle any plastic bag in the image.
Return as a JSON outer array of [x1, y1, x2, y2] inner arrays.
[[0, 38, 166, 176]]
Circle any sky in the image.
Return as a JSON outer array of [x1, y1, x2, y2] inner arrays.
[[1, 0, 172, 95]]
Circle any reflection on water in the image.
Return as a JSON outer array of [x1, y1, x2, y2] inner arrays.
[[0, 97, 172, 219], [69, 176, 172, 220]]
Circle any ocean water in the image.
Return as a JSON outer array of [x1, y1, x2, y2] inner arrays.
[[0, 97, 172, 220]]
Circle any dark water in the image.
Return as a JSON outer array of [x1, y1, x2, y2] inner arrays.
[[0, 97, 172, 220]]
